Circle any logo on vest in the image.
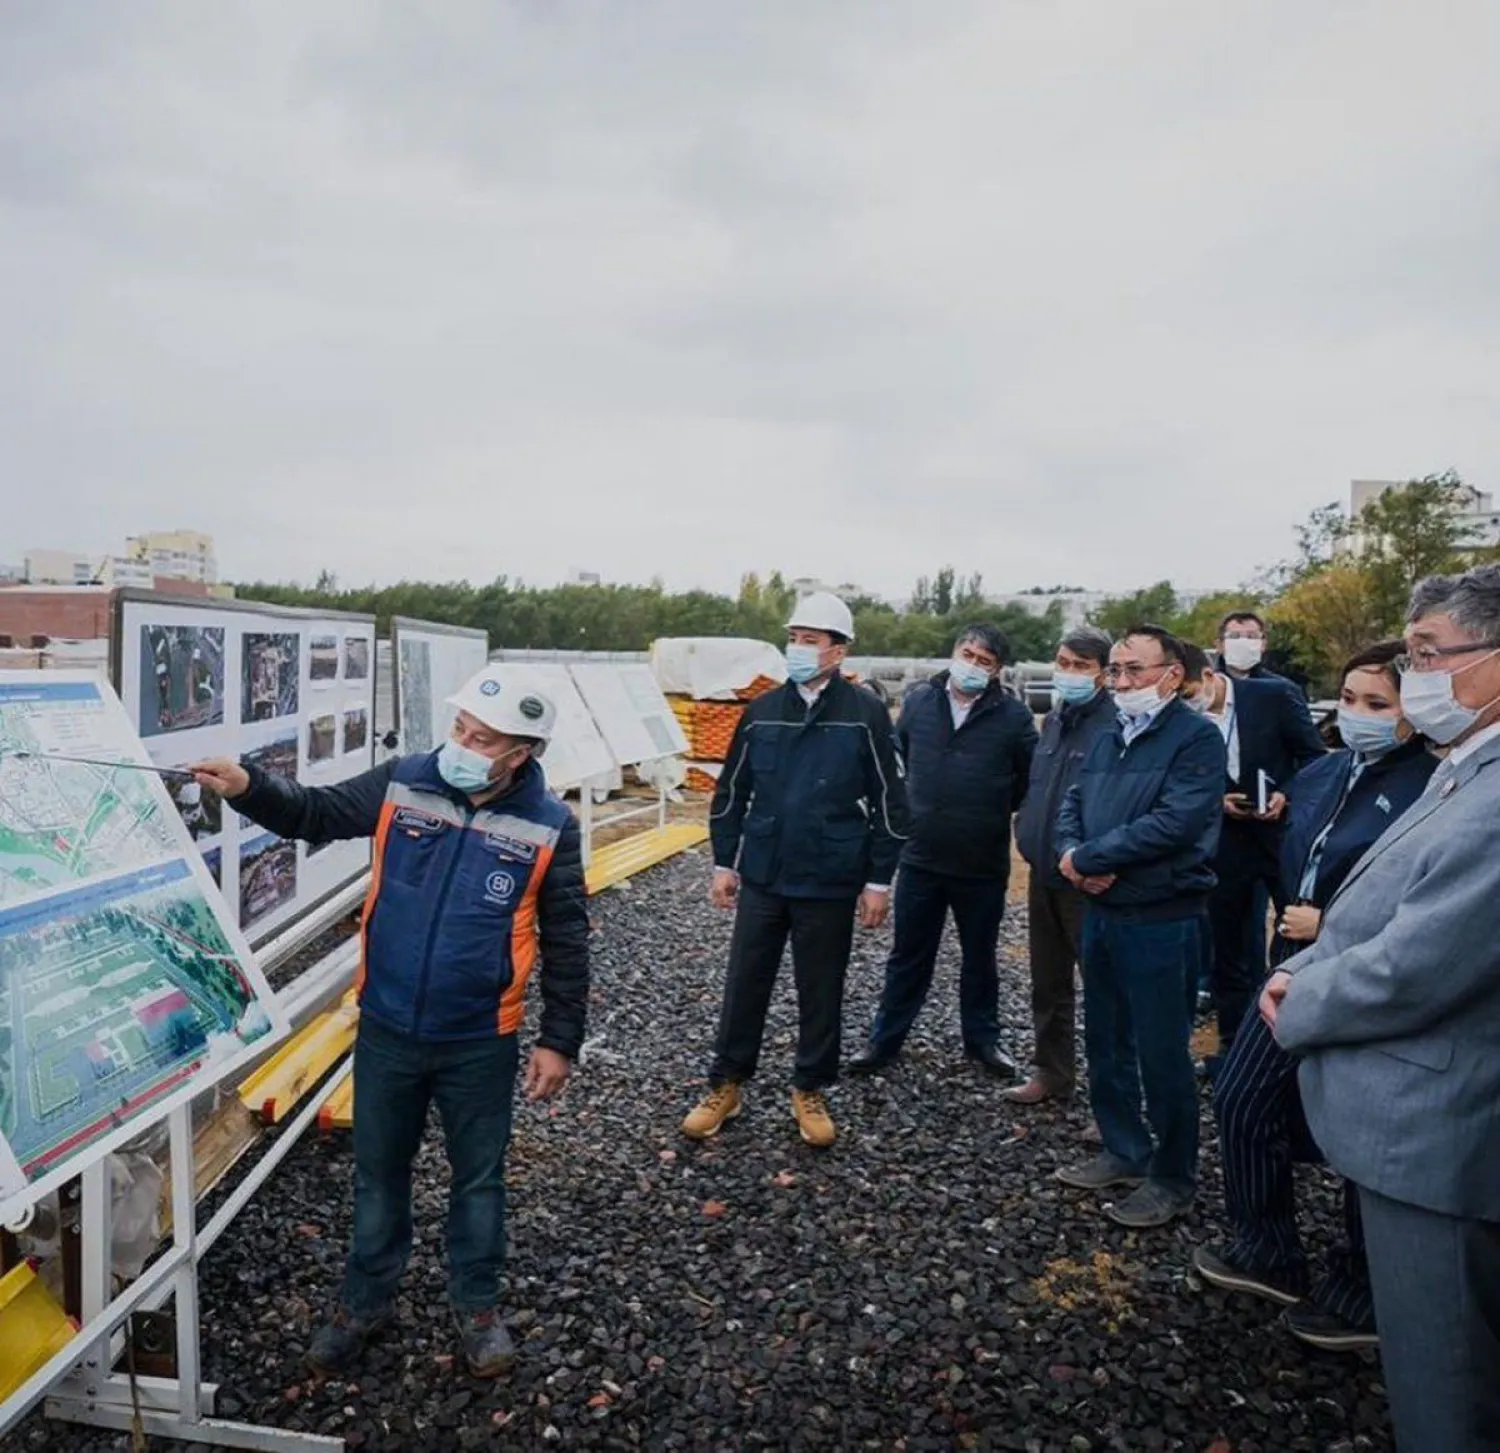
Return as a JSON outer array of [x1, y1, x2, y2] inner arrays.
[[484, 831, 538, 862], [485, 870, 517, 906]]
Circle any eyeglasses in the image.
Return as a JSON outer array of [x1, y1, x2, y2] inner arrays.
[[1105, 662, 1174, 683], [1393, 641, 1500, 674]]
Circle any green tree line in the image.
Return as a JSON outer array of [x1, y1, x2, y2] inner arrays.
[[1086, 471, 1498, 693], [232, 568, 1066, 662]]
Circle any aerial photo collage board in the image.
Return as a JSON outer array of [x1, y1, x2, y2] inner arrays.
[[116, 594, 378, 946], [0, 672, 284, 1214]]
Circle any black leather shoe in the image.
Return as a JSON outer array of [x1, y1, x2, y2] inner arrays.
[[848, 1045, 899, 1074], [965, 1043, 1020, 1079]]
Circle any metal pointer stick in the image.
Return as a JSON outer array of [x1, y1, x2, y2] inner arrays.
[[1, 749, 198, 783]]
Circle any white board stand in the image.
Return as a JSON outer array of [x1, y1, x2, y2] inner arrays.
[[575, 762, 671, 866], [7, 1076, 350, 1451]]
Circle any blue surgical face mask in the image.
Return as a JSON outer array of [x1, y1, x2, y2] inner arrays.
[[1052, 670, 1099, 705], [437, 739, 498, 793], [1337, 708, 1403, 759], [785, 644, 823, 684], [950, 659, 992, 695]]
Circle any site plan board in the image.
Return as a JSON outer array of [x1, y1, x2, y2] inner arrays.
[[0, 673, 284, 1217]]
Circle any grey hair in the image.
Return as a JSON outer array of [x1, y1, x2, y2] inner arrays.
[[1407, 564, 1500, 642], [1060, 624, 1114, 668]]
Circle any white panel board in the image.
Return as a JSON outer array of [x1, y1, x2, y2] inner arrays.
[[391, 618, 489, 755], [0, 671, 287, 1218], [116, 594, 377, 946], [569, 663, 689, 766], [503, 662, 615, 792]]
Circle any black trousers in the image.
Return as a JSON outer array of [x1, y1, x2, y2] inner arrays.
[[867, 865, 1007, 1055], [1208, 819, 1283, 1049], [1214, 1003, 1372, 1326], [1025, 877, 1086, 1094], [709, 884, 857, 1092]]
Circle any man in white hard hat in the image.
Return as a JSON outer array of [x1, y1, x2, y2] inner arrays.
[[683, 591, 909, 1148], [191, 665, 589, 1381]]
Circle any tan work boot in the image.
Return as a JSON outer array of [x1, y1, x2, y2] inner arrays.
[[682, 1082, 742, 1140], [791, 1089, 836, 1148]]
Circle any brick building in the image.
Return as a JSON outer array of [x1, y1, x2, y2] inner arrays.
[[0, 580, 210, 649]]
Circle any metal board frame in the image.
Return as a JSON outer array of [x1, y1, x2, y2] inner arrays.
[[388, 616, 488, 756], [109, 589, 377, 949]]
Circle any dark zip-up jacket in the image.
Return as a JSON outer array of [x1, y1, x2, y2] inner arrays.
[[1278, 740, 1436, 911], [1056, 698, 1227, 916], [229, 754, 589, 1054], [896, 672, 1038, 880], [1015, 687, 1118, 890], [711, 674, 909, 899]]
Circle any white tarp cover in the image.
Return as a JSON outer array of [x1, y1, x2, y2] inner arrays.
[[650, 637, 787, 701]]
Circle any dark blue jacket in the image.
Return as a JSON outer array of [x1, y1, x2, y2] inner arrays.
[[710, 675, 909, 899], [1278, 741, 1437, 909], [895, 672, 1038, 880], [1056, 698, 1227, 915], [1222, 675, 1326, 794], [1015, 687, 1118, 890], [230, 754, 590, 1052]]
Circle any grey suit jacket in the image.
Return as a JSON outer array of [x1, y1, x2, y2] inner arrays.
[[1275, 732, 1500, 1220]]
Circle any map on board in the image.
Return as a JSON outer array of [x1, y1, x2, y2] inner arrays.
[[0, 675, 284, 1214]]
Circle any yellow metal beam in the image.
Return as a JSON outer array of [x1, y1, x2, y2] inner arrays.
[[238, 991, 359, 1124], [319, 1072, 356, 1133], [586, 823, 708, 895], [0, 1263, 76, 1402]]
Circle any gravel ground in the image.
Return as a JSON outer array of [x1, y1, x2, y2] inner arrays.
[[16, 849, 1392, 1452]]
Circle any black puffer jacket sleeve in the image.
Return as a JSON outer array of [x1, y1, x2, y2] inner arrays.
[[229, 760, 398, 844], [535, 812, 590, 1059]]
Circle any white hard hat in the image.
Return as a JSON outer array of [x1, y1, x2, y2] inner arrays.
[[786, 591, 856, 643], [446, 666, 558, 748]]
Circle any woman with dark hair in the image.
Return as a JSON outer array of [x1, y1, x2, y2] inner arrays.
[[1192, 642, 1436, 1352]]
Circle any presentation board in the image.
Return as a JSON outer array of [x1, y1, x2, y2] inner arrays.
[[498, 662, 614, 793], [0, 672, 286, 1217], [390, 618, 489, 755], [113, 591, 377, 947], [569, 662, 689, 766]]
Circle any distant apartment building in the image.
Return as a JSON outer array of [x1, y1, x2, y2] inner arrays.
[[20, 530, 218, 589], [1349, 479, 1500, 549], [987, 590, 1108, 632], [123, 529, 218, 585], [789, 577, 878, 604]]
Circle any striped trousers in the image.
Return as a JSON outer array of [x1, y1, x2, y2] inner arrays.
[[1213, 1000, 1373, 1326]]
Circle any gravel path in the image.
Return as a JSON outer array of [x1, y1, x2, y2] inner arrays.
[[18, 849, 1393, 1451]]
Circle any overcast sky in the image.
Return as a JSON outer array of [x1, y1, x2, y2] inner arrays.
[[3, 2, 1498, 600]]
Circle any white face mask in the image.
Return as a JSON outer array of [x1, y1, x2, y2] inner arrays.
[[1399, 651, 1500, 745], [1112, 684, 1165, 718], [1221, 637, 1265, 671]]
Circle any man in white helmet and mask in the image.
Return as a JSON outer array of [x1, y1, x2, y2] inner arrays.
[[191, 664, 589, 1381], [683, 591, 909, 1148]]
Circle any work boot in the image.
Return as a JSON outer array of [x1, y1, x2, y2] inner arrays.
[[1107, 1181, 1194, 1229], [848, 1044, 900, 1074], [454, 1307, 517, 1378], [682, 1082, 742, 1140], [1193, 1244, 1303, 1307], [1282, 1302, 1379, 1353], [1001, 1076, 1067, 1105], [965, 1042, 1021, 1079], [306, 1303, 392, 1376], [791, 1089, 836, 1148], [1053, 1152, 1146, 1192]]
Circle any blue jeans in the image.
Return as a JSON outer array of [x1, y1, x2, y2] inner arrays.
[[868, 865, 1007, 1053], [344, 1017, 520, 1315], [1081, 908, 1203, 1191]]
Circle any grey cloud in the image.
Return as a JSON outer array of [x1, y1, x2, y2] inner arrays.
[[2, 1, 1498, 600]]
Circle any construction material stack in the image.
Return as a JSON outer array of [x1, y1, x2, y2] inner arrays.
[[650, 638, 787, 795]]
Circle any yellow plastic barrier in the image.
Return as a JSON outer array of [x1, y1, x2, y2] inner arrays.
[[0, 1262, 77, 1401], [238, 991, 360, 1124], [586, 823, 708, 895]]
